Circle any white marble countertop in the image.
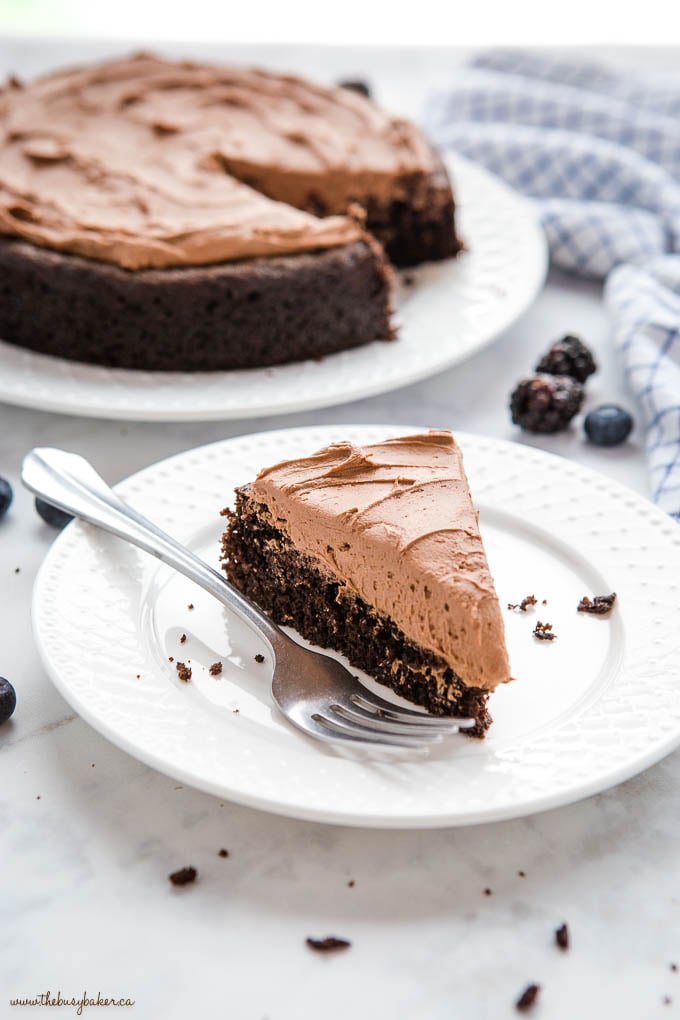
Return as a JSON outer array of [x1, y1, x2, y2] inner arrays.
[[1, 40, 678, 1020]]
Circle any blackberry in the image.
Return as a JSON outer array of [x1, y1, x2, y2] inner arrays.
[[0, 676, 16, 724], [510, 375, 584, 433], [35, 497, 73, 529], [584, 405, 633, 447], [536, 335, 597, 383], [0, 476, 13, 519]]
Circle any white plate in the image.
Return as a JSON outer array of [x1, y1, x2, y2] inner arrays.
[[1, 156, 546, 422], [33, 425, 680, 828]]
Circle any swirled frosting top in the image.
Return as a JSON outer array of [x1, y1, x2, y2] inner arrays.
[[251, 430, 511, 691], [0, 53, 437, 269]]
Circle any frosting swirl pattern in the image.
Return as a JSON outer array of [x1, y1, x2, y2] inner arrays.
[[0, 54, 436, 269], [251, 430, 511, 691]]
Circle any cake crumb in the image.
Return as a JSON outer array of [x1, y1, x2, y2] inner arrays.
[[508, 594, 538, 612], [187, 603, 194, 610], [254, 653, 265, 663], [403, 273, 416, 287], [176, 661, 192, 682], [168, 656, 174, 662], [518, 870, 526, 878], [180, 633, 187, 644], [218, 848, 229, 858], [233, 708, 240, 715], [542, 599, 547, 605], [14, 567, 20, 574], [135, 673, 141, 679], [306, 936, 351, 953], [484, 888, 492, 896], [555, 923, 569, 951], [347, 880, 355, 888], [578, 592, 617, 615], [209, 661, 223, 676], [663, 996, 673, 1006], [169, 866, 197, 887], [533, 621, 556, 641], [515, 984, 540, 1012], [671, 963, 678, 973]]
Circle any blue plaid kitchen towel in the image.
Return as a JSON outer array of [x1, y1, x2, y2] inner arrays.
[[424, 49, 680, 519]]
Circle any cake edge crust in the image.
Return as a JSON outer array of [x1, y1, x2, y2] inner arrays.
[[0, 236, 395, 372]]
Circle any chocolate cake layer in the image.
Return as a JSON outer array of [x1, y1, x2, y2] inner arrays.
[[221, 489, 492, 737], [0, 237, 394, 372]]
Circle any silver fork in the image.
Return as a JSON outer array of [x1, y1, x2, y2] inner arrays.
[[22, 448, 474, 748]]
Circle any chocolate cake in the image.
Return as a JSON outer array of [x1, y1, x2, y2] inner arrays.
[[221, 431, 511, 736], [0, 54, 460, 372]]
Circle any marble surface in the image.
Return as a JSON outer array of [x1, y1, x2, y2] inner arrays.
[[1, 39, 678, 1020]]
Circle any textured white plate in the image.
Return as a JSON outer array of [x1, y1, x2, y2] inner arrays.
[[32, 425, 680, 828], [0, 156, 546, 421]]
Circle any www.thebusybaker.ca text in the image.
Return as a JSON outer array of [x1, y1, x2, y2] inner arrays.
[[9, 990, 135, 1015]]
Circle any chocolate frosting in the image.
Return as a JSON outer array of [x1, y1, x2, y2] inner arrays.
[[0, 54, 436, 269], [251, 430, 511, 691]]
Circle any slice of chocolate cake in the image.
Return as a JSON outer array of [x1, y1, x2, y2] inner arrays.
[[221, 431, 511, 736]]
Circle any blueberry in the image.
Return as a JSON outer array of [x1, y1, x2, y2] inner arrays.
[[584, 405, 634, 447], [0, 677, 16, 724], [0, 476, 13, 519], [35, 497, 73, 529]]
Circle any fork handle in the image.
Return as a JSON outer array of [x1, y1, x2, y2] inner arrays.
[[22, 447, 284, 651]]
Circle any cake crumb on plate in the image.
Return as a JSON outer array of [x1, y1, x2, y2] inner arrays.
[[176, 661, 192, 682], [169, 866, 197, 887], [306, 936, 351, 953]]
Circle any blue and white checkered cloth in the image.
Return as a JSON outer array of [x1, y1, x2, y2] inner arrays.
[[424, 49, 680, 519]]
